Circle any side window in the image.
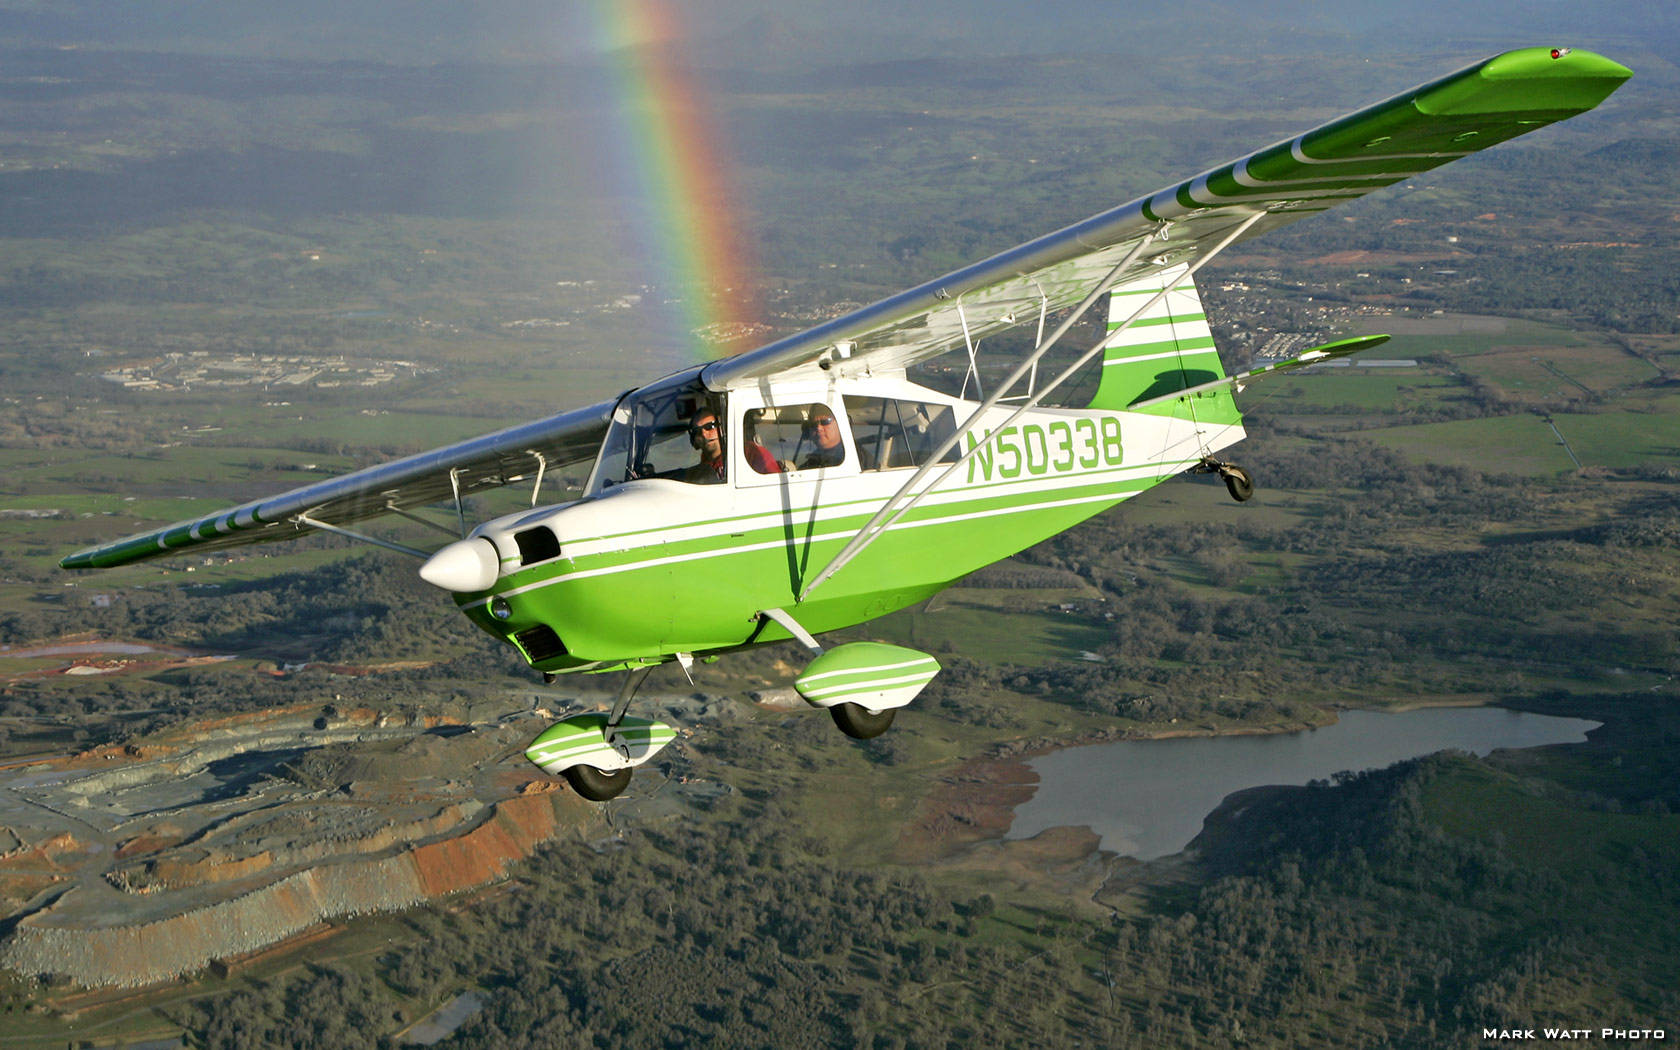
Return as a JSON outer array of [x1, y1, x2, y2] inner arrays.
[[842, 397, 960, 471], [742, 404, 845, 472]]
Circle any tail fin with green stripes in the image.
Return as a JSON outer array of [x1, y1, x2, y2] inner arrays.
[[1087, 263, 1237, 423]]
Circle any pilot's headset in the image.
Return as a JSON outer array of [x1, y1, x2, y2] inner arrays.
[[799, 405, 826, 441], [688, 408, 724, 449]]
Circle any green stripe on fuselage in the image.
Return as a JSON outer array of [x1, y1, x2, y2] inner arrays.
[[464, 464, 1189, 669]]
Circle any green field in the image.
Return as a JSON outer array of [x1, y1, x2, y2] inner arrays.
[[1359, 407, 1680, 473], [1464, 345, 1660, 400], [1259, 367, 1466, 413], [869, 587, 1111, 666]]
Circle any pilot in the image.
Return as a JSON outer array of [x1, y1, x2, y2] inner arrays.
[[682, 407, 727, 484], [800, 407, 870, 470]]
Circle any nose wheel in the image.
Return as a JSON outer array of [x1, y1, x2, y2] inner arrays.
[[564, 763, 633, 801], [526, 665, 673, 803]]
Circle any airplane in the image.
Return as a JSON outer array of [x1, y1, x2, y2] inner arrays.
[[61, 47, 1629, 801]]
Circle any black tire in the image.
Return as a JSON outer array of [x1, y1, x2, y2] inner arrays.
[[563, 763, 632, 801], [829, 702, 896, 740], [1223, 467, 1254, 502]]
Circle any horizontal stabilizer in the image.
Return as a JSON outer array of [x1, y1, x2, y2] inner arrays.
[[1129, 334, 1391, 410]]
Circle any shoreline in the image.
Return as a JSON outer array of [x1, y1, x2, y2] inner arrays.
[[898, 695, 1518, 870], [990, 693, 1515, 763]]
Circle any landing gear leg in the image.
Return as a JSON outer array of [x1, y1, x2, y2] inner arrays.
[[1196, 456, 1255, 502], [605, 665, 653, 732], [562, 665, 652, 802]]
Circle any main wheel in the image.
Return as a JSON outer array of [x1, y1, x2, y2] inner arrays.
[[829, 702, 896, 740], [563, 763, 632, 801], [1223, 466, 1254, 502]]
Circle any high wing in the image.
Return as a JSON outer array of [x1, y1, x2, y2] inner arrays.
[[700, 46, 1630, 391], [62, 47, 1628, 573], [60, 399, 615, 569]]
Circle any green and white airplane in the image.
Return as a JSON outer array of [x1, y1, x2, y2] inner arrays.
[[62, 48, 1629, 800]]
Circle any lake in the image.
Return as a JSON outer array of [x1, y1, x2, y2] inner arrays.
[[403, 992, 485, 1045], [1006, 706, 1599, 860]]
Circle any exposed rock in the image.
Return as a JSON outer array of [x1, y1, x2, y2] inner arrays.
[[747, 688, 803, 709], [2, 792, 592, 987], [0, 703, 616, 988]]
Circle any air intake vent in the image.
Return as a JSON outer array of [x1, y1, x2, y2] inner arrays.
[[514, 625, 568, 662], [514, 526, 561, 565]]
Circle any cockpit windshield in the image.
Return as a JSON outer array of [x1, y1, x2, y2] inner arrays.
[[592, 373, 727, 489]]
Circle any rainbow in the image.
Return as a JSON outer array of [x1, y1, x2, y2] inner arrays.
[[589, 0, 760, 360]]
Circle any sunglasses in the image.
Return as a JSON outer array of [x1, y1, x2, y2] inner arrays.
[[691, 420, 720, 433], [813, 417, 836, 426]]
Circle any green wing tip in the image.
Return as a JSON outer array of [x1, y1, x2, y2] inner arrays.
[[1421, 48, 1631, 118], [60, 544, 118, 570], [1488, 47, 1633, 83]]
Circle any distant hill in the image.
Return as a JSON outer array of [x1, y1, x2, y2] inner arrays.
[[1, 0, 1675, 68]]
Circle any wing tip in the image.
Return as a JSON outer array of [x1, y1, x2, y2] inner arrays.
[[1487, 46, 1633, 84], [1420, 47, 1632, 118], [60, 549, 100, 571]]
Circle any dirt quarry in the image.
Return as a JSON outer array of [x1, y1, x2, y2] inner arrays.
[[0, 702, 612, 987]]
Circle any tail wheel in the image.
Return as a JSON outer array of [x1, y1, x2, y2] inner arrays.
[[564, 764, 632, 801], [830, 702, 896, 740], [1223, 466, 1254, 502]]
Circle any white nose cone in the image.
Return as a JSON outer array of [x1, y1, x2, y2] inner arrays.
[[419, 537, 500, 593]]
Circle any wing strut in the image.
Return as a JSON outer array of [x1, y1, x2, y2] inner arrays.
[[799, 209, 1265, 602], [1026, 278, 1050, 399], [384, 502, 462, 539], [956, 301, 982, 401], [798, 224, 1161, 600], [291, 513, 431, 560]]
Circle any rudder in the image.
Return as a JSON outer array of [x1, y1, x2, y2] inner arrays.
[[1087, 263, 1235, 422]]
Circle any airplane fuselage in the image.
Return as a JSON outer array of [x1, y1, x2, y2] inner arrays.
[[452, 370, 1244, 673]]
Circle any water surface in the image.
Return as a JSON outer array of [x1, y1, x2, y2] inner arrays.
[[1007, 707, 1598, 860], [404, 992, 485, 1045], [0, 642, 173, 658]]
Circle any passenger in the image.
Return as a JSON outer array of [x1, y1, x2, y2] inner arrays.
[[743, 415, 783, 475], [682, 408, 727, 484]]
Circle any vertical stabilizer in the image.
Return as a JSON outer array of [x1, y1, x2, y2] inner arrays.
[[1087, 263, 1235, 424]]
